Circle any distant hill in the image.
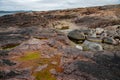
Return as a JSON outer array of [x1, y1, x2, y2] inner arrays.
[[0, 10, 32, 13]]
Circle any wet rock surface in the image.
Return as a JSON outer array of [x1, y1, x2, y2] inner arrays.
[[0, 4, 120, 80]]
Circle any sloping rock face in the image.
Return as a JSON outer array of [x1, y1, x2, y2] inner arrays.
[[0, 4, 120, 80], [0, 12, 49, 27]]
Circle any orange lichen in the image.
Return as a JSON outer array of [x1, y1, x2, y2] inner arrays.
[[55, 67, 64, 73]]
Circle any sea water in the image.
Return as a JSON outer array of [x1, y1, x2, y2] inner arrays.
[[0, 12, 15, 16]]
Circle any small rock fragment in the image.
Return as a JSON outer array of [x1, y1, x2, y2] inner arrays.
[[96, 28, 104, 34], [51, 61, 58, 65], [103, 37, 117, 45], [49, 69, 57, 75], [76, 45, 83, 50], [35, 64, 48, 71]]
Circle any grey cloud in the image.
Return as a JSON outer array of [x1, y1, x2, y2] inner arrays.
[[0, 0, 120, 11]]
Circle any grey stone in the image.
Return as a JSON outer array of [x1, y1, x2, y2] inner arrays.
[[76, 45, 83, 50], [96, 28, 104, 34], [49, 69, 57, 75], [100, 32, 107, 39], [35, 64, 48, 71], [68, 30, 86, 40], [87, 37, 102, 43], [88, 29, 97, 37], [51, 61, 58, 65], [83, 40, 103, 51], [103, 37, 117, 45]]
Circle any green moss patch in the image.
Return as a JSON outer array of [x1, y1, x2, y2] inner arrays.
[[33, 55, 63, 80], [35, 69, 56, 80], [19, 52, 40, 61], [15, 51, 63, 80]]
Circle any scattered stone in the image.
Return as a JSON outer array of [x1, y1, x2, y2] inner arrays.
[[68, 30, 86, 40], [0, 59, 16, 66], [35, 64, 48, 72], [116, 29, 120, 39], [83, 40, 103, 51], [115, 39, 120, 44], [88, 29, 97, 37], [100, 32, 107, 39], [0, 70, 25, 79], [102, 37, 117, 45], [55, 25, 69, 30], [89, 33, 97, 38], [0, 50, 9, 56], [106, 30, 118, 37], [102, 44, 114, 50], [51, 61, 58, 65], [87, 37, 102, 43], [105, 25, 120, 30], [96, 28, 104, 34], [49, 69, 57, 75], [76, 45, 83, 50]]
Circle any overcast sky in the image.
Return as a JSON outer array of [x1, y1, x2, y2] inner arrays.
[[0, 0, 120, 11]]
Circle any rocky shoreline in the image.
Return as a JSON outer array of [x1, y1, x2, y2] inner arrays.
[[0, 4, 120, 80]]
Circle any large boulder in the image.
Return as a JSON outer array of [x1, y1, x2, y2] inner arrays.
[[68, 30, 86, 43], [83, 40, 103, 51]]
